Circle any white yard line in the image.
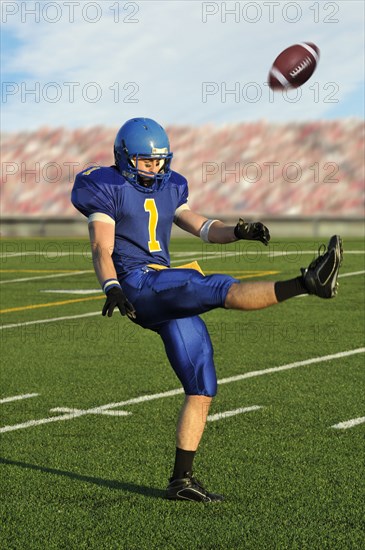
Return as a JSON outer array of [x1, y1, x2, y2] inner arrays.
[[339, 270, 364, 279], [0, 348, 363, 434], [0, 311, 101, 331], [0, 271, 93, 284], [50, 407, 131, 417], [0, 252, 88, 259], [0, 267, 363, 329], [170, 252, 202, 258], [217, 348, 365, 386], [268, 250, 364, 257], [170, 252, 228, 264], [0, 412, 88, 433], [40, 289, 101, 294], [1, 249, 363, 285], [1, 249, 364, 260], [172, 250, 365, 260], [207, 406, 262, 422], [296, 270, 365, 298], [0, 393, 39, 404], [331, 416, 365, 430]]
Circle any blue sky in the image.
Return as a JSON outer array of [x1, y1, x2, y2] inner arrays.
[[1, 0, 364, 130]]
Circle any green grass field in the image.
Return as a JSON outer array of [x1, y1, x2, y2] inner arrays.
[[1, 237, 364, 550]]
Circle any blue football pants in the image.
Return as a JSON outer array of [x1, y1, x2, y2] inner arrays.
[[119, 268, 238, 396]]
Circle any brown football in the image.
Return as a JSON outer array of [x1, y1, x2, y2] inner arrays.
[[268, 42, 320, 90]]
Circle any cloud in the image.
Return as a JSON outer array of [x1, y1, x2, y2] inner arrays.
[[1, 0, 364, 130]]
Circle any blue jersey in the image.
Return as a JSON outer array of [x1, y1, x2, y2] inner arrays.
[[71, 165, 188, 275]]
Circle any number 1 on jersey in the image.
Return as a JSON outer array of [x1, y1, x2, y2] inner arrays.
[[144, 198, 161, 252]]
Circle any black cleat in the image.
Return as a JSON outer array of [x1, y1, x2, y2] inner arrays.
[[166, 472, 224, 502], [301, 235, 343, 299]]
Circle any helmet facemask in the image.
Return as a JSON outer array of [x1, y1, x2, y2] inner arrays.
[[114, 118, 173, 191], [129, 151, 172, 187]]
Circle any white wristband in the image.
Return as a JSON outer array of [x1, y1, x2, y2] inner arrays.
[[102, 279, 121, 294], [200, 219, 219, 243]]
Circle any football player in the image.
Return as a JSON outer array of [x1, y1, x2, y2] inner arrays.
[[71, 117, 342, 502]]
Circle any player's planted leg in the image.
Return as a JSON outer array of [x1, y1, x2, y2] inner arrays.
[[176, 395, 212, 451], [159, 318, 223, 501], [167, 395, 224, 502]]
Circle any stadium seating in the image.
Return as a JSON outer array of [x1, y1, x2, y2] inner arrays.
[[1, 120, 363, 218]]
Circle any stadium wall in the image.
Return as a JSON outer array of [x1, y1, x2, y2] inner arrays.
[[1, 216, 363, 238]]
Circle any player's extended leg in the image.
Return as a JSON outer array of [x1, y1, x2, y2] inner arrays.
[[225, 235, 343, 310], [225, 281, 278, 310], [156, 316, 224, 502], [121, 236, 343, 327]]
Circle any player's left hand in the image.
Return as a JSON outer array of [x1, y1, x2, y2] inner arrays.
[[234, 218, 270, 246]]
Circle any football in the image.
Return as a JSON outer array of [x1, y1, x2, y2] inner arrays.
[[268, 42, 320, 90]]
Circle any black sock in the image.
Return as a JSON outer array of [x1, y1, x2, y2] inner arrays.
[[172, 447, 196, 479], [274, 276, 308, 302]]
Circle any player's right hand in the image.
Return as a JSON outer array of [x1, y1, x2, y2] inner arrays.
[[102, 286, 136, 319]]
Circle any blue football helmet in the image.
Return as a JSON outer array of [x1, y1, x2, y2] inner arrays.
[[114, 118, 173, 190]]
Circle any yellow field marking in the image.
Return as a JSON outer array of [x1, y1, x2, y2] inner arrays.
[[0, 269, 85, 273], [0, 270, 279, 314], [0, 295, 104, 314], [205, 270, 279, 279], [237, 270, 279, 279]]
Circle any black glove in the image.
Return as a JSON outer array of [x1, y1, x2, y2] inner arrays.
[[234, 218, 270, 246], [102, 286, 136, 319]]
